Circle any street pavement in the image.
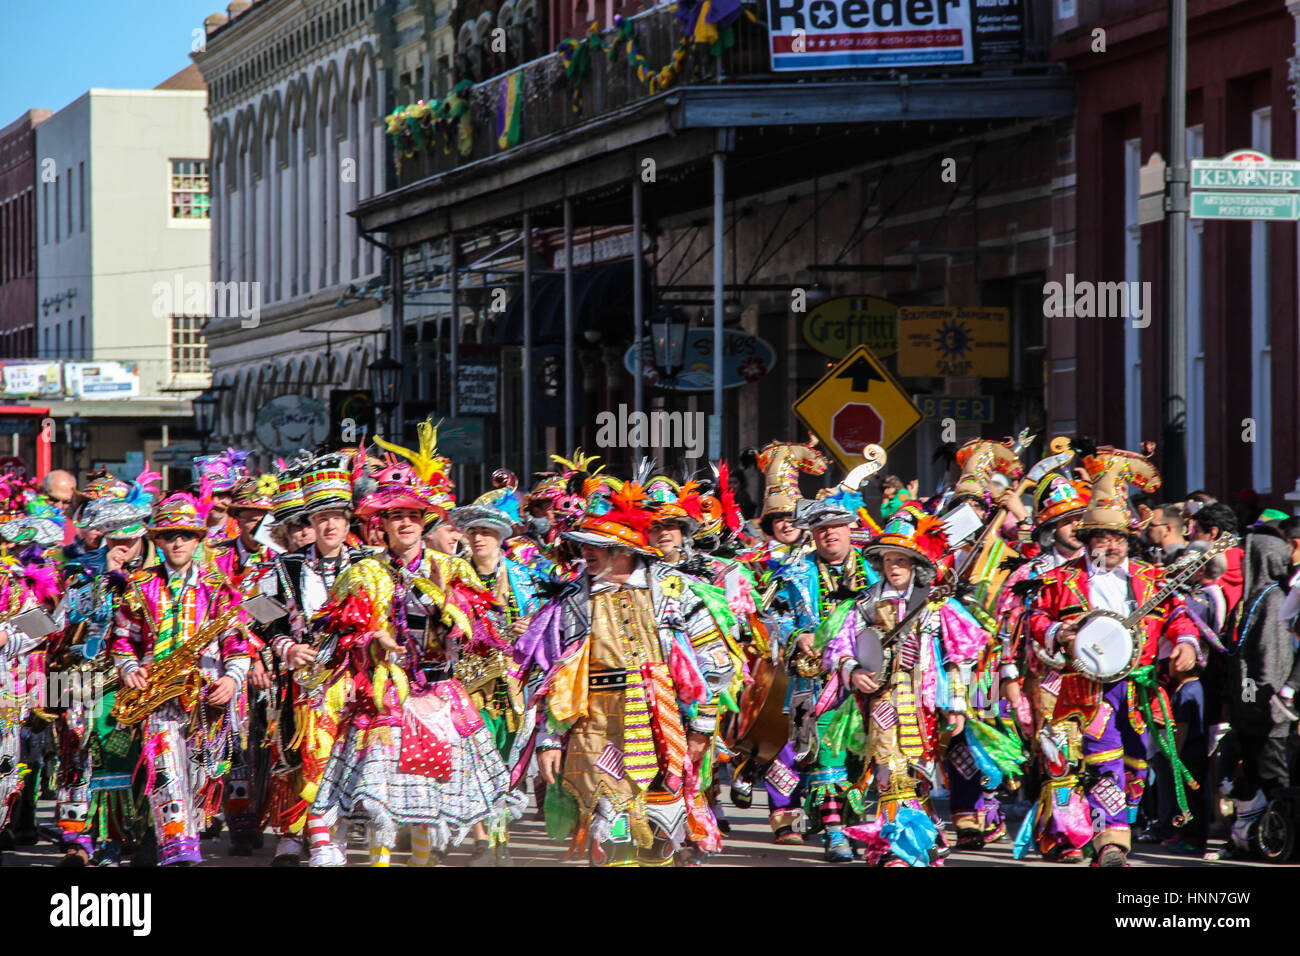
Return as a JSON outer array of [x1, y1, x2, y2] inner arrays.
[[1, 792, 1280, 867]]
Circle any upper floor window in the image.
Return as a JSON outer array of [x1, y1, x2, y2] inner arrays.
[[170, 159, 211, 221]]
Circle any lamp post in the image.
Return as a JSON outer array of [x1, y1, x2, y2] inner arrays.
[[649, 305, 690, 387], [66, 414, 89, 475], [192, 389, 221, 455], [368, 354, 404, 441]]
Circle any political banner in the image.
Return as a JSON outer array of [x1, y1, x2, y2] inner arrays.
[[767, 0, 974, 71]]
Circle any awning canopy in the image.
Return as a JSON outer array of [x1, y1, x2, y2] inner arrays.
[[494, 259, 653, 345]]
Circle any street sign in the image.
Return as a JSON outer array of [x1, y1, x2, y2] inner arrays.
[[897, 306, 1009, 378], [1138, 153, 1166, 226], [917, 394, 995, 423], [792, 344, 923, 472], [1190, 191, 1300, 221], [1190, 150, 1300, 191]]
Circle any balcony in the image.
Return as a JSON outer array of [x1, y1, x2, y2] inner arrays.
[[389, 0, 1058, 189]]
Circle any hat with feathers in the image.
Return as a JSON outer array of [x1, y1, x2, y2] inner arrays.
[[862, 501, 948, 572]]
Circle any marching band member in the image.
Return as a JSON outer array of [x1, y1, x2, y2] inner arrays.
[[109, 493, 250, 866], [513, 482, 736, 866], [51, 469, 157, 866], [259, 452, 372, 866], [817, 503, 996, 865], [310, 436, 525, 867], [762, 489, 877, 861], [1023, 447, 1201, 867]]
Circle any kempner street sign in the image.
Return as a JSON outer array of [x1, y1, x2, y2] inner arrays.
[[1189, 150, 1300, 221], [1190, 192, 1300, 221]]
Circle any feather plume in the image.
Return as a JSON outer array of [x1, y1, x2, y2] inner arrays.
[[911, 513, 949, 563], [676, 480, 706, 523], [550, 447, 604, 476], [372, 419, 451, 485], [604, 481, 657, 534], [715, 462, 742, 533], [351, 440, 367, 487]]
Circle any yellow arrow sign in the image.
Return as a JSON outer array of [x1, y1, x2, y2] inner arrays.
[[792, 344, 923, 473]]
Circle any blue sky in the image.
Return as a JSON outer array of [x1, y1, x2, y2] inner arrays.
[[0, 0, 218, 124]]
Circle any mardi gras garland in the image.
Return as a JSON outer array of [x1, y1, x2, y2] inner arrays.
[[384, 79, 475, 173], [387, 2, 759, 169]]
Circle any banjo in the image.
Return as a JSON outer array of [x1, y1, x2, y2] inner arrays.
[[1035, 535, 1235, 683]]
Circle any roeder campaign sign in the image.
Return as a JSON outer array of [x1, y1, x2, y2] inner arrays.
[[768, 0, 974, 70]]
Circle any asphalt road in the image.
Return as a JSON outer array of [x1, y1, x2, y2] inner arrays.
[[1, 792, 1283, 867]]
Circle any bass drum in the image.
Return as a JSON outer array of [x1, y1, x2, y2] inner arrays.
[[1070, 611, 1140, 683], [729, 654, 791, 765]]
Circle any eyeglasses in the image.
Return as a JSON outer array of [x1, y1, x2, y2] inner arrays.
[[157, 531, 201, 543]]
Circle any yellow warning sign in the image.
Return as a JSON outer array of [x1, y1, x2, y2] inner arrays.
[[792, 345, 924, 473]]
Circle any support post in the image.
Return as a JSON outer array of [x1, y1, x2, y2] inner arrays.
[[522, 213, 534, 482], [563, 197, 575, 452], [1164, 0, 1188, 496]]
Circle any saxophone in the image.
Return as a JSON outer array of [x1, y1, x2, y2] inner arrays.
[[111, 607, 245, 725]]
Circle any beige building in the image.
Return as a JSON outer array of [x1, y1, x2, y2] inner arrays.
[[31, 69, 212, 478]]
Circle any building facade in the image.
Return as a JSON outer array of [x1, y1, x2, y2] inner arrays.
[[1053, 0, 1299, 503], [194, 0, 391, 466], [0, 110, 49, 359], [27, 74, 211, 477]]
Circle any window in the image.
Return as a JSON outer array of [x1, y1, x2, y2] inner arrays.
[[170, 314, 209, 373], [170, 159, 211, 220], [55, 323, 61, 357], [66, 168, 72, 236], [1057, 0, 1076, 19], [79, 162, 85, 232], [79, 315, 86, 357], [43, 182, 48, 244], [53, 177, 59, 244]]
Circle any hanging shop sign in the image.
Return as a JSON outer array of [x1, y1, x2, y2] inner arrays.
[[623, 329, 776, 391], [793, 344, 923, 471], [457, 363, 499, 414], [767, 0, 976, 71], [897, 305, 1009, 378], [916, 394, 995, 423], [801, 295, 898, 359], [255, 394, 331, 457]]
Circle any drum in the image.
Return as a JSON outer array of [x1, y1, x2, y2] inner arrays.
[[730, 656, 791, 764], [1069, 610, 1140, 683], [853, 626, 886, 677]]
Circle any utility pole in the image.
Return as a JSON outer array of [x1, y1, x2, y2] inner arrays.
[[1163, 0, 1188, 497]]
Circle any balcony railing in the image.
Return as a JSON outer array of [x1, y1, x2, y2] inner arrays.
[[390, 1, 1055, 187]]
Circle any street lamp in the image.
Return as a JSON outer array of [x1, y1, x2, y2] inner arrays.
[[367, 354, 404, 439], [192, 389, 221, 455], [66, 414, 89, 475], [649, 305, 690, 384]]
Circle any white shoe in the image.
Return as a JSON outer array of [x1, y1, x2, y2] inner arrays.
[[308, 843, 346, 867]]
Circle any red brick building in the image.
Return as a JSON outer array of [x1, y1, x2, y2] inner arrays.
[[0, 109, 49, 358], [1052, 0, 1299, 503]]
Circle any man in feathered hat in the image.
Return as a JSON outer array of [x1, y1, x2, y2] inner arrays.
[[254, 450, 374, 866], [514, 482, 737, 866], [49, 468, 159, 866], [109, 492, 251, 866], [753, 488, 878, 859], [990, 471, 1092, 860], [1024, 445, 1202, 867], [817, 501, 999, 864]]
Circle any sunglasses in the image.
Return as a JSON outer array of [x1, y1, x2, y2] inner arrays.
[[156, 531, 201, 543]]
